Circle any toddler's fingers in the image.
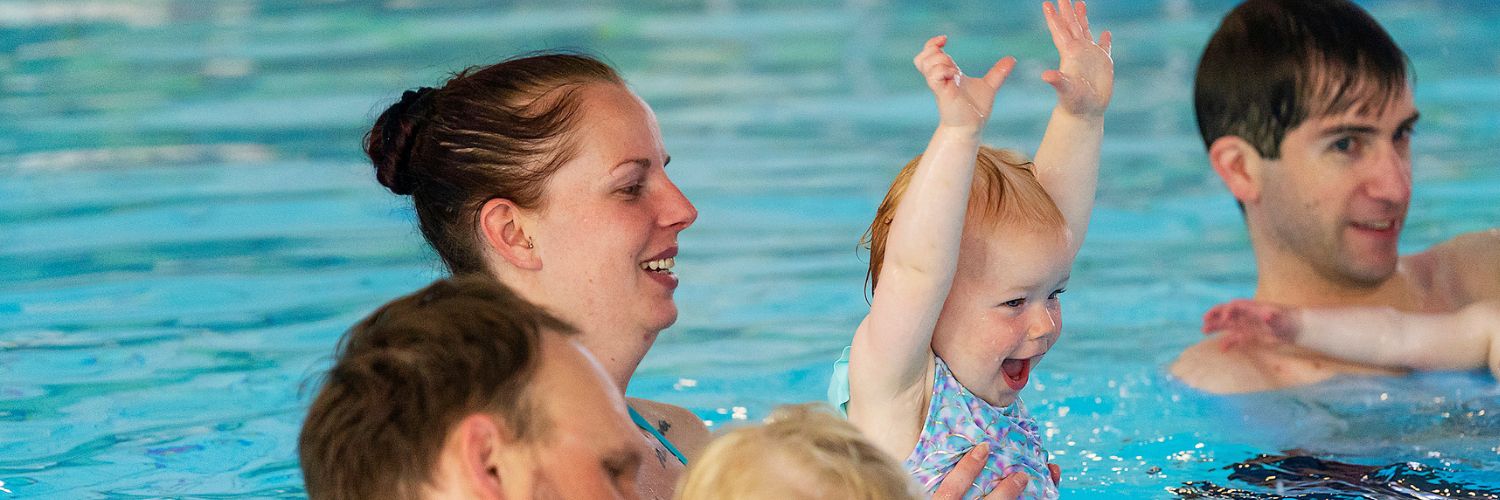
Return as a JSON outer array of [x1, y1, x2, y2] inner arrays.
[[1041, 69, 1070, 94], [1203, 305, 1231, 330], [1058, 0, 1083, 38], [914, 35, 947, 67], [1219, 327, 1253, 351], [1223, 333, 1245, 352], [923, 60, 959, 88], [1203, 312, 1224, 334], [1078, 1, 1091, 37], [923, 35, 947, 53], [915, 48, 952, 74], [1042, 2, 1071, 47], [981, 56, 1017, 89], [917, 55, 948, 77], [1228, 307, 1254, 328]]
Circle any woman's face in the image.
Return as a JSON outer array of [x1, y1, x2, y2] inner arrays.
[[526, 83, 697, 371]]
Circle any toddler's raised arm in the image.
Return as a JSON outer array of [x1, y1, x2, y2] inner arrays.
[[847, 37, 1015, 435], [1032, 0, 1113, 256]]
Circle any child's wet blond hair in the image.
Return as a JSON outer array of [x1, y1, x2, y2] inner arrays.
[[674, 404, 921, 500], [861, 146, 1066, 295]]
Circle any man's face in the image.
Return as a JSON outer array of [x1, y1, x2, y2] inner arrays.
[[1255, 84, 1419, 287], [519, 335, 646, 500]]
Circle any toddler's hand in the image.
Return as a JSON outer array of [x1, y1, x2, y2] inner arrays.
[[914, 35, 1016, 130], [1203, 299, 1301, 352], [1042, 0, 1113, 118]]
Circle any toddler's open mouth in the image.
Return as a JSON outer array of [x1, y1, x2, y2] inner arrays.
[[1001, 356, 1036, 391]]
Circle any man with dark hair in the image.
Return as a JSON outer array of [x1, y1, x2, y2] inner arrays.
[[298, 276, 646, 500], [1172, 0, 1500, 393]]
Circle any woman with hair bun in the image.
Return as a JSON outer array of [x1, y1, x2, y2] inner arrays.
[[365, 51, 704, 498]]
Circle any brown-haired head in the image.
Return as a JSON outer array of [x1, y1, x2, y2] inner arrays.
[[365, 52, 625, 274], [298, 276, 576, 500], [1195, 0, 1410, 159], [861, 146, 1065, 297]]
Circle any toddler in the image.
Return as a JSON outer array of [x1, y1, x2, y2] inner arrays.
[[674, 404, 921, 500], [829, 1, 1113, 498]]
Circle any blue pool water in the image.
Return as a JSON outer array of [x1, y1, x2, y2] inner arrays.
[[3, 0, 1499, 498]]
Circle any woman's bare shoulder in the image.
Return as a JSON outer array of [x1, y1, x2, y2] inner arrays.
[[626, 397, 711, 460]]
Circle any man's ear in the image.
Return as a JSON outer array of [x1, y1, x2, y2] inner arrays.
[[1208, 136, 1266, 205], [455, 414, 512, 500], [479, 198, 541, 270]]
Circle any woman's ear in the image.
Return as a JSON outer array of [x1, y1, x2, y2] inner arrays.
[[479, 198, 542, 270], [1208, 136, 1265, 205]]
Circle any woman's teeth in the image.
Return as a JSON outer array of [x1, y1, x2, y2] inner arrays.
[[1353, 220, 1393, 230], [640, 257, 675, 272]]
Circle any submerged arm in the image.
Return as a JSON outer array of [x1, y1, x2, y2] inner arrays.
[[1298, 302, 1500, 377], [1206, 299, 1500, 377]]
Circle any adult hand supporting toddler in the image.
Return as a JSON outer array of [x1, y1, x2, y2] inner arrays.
[[932, 443, 1063, 500]]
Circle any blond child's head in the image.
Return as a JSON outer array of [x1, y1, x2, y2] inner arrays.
[[863, 146, 1066, 294], [864, 146, 1070, 408], [674, 404, 921, 500]]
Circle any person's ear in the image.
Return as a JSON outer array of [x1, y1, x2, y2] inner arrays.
[[479, 198, 541, 270], [1208, 136, 1265, 205], [456, 414, 512, 500]]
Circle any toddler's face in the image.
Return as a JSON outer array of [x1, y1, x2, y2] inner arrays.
[[932, 224, 1072, 408]]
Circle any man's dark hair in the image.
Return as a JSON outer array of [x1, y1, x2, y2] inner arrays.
[[298, 276, 576, 500], [1194, 0, 1410, 158]]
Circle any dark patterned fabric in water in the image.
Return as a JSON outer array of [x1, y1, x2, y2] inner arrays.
[[1170, 454, 1500, 499]]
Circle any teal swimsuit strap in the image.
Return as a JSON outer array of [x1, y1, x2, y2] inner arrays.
[[628, 405, 689, 466]]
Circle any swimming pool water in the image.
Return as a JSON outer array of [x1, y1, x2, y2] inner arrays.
[[3, 0, 1499, 498]]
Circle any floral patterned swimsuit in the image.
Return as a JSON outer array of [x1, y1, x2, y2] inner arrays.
[[829, 347, 1057, 500]]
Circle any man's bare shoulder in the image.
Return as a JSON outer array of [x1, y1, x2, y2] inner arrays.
[[1169, 337, 1283, 394], [1408, 229, 1500, 302], [1173, 335, 1407, 394]]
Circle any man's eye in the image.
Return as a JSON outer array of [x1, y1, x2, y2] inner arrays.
[[621, 184, 643, 196], [1002, 298, 1025, 308], [1332, 137, 1354, 152]]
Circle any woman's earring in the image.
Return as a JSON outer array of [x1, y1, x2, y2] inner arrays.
[[525, 237, 535, 249]]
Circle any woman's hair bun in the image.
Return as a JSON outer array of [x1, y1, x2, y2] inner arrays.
[[367, 87, 437, 196]]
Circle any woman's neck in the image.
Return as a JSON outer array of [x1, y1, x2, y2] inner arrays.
[[487, 268, 656, 393], [577, 326, 657, 393]]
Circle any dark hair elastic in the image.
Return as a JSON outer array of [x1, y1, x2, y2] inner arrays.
[[381, 87, 437, 195]]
